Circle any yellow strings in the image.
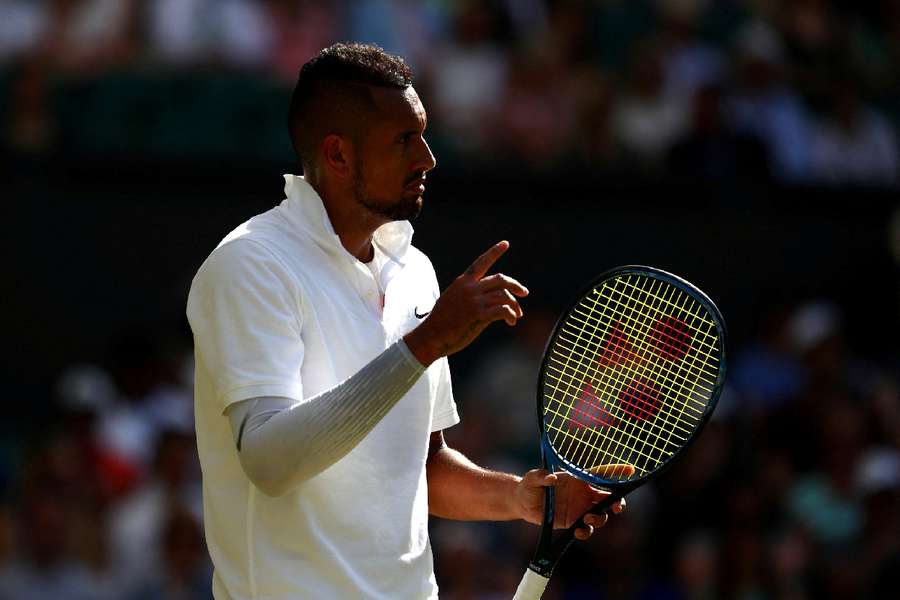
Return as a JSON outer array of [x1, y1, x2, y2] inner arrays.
[[543, 274, 721, 477]]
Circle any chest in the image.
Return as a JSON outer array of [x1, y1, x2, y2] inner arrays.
[[284, 248, 437, 386]]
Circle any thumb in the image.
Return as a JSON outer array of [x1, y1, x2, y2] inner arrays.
[[523, 469, 558, 488]]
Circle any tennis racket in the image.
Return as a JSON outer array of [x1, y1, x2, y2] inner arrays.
[[512, 266, 727, 599]]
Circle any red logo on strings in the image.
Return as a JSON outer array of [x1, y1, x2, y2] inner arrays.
[[618, 378, 662, 420], [597, 321, 636, 368], [569, 383, 616, 429], [649, 315, 692, 361]]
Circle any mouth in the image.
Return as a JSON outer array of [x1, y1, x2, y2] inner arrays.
[[405, 179, 426, 196]]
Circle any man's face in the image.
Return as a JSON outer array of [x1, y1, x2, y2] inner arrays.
[[351, 86, 436, 222]]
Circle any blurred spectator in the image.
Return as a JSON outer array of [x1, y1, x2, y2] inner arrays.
[[611, 41, 689, 172], [657, 0, 726, 102], [214, 0, 273, 69], [4, 57, 55, 155], [264, 0, 339, 82], [728, 20, 814, 183], [779, 0, 842, 103], [787, 400, 865, 549], [855, 448, 900, 597], [97, 331, 193, 473], [43, 0, 139, 73], [729, 304, 806, 414], [667, 84, 771, 182], [496, 48, 579, 168], [55, 364, 141, 501], [671, 531, 719, 599], [146, 0, 215, 66], [717, 526, 766, 599], [810, 84, 899, 187], [571, 67, 617, 167], [109, 429, 202, 589], [767, 526, 814, 598], [429, 1, 510, 156], [344, 0, 442, 73], [65, 503, 119, 600], [0, 0, 48, 65], [128, 507, 212, 600], [0, 491, 97, 600]]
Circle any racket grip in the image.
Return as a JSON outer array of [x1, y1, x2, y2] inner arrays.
[[585, 491, 623, 519], [512, 567, 549, 600]]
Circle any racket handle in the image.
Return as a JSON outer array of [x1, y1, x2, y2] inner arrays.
[[512, 567, 549, 600]]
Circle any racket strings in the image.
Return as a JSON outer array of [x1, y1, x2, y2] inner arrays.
[[551, 278, 716, 474], [543, 274, 722, 479], [552, 279, 698, 461], [560, 278, 714, 472], [556, 278, 700, 470]]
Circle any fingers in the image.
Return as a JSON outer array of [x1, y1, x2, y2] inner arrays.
[[483, 289, 523, 320], [488, 304, 519, 327], [464, 241, 509, 280], [575, 513, 609, 540], [587, 463, 636, 479], [479, 273, 529, 297], [611, 497, 627, 514]]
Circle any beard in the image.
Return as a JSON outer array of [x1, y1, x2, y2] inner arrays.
[[352, 158, 423, 222]]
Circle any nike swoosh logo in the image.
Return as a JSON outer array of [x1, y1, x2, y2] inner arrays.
[[414, 308, 431, 319]]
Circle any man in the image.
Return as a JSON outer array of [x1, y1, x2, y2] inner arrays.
[[187, 43, 625, 599]]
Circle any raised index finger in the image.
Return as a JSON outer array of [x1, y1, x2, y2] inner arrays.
[[465, 240, 509, 280]]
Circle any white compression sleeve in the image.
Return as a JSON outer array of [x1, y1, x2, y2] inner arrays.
[[225, 339, 425, 497]]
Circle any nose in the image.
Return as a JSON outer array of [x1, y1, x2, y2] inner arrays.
[[418, 137, 437, 173]]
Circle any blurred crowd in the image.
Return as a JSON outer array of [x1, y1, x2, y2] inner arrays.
[[1, 0, 899, 184], [1, 297, 898, 599], [0, 328, 206, 600]]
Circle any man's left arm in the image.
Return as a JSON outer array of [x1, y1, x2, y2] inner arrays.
[[426, 432, 625, 540]]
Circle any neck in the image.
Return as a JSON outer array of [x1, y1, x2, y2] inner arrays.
[[307, 175, 384, 262]]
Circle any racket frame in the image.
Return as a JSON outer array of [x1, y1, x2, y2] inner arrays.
[[527, 265, 728, 578]]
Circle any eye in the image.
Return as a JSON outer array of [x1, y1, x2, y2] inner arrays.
[[397, 131, 419, 146]]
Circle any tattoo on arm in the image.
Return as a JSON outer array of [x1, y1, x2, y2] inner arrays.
[[428, 432, 447, 458]]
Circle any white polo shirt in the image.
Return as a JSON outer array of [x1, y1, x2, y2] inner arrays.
[[187, 175, 459, 599]]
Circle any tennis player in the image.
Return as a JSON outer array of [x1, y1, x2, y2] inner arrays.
[[186, 43, 625, 599]]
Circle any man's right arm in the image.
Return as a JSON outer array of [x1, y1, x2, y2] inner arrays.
[[225, 339, 423, 497]]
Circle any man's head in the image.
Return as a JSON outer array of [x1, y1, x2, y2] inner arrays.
[[288, 43, 436, 222]]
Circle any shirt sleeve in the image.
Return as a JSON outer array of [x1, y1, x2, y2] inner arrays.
[[187, 239, 304, 413], [430, 356, 460, 432]]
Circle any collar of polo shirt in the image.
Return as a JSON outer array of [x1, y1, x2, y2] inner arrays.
[[282, 174, 414, 266]]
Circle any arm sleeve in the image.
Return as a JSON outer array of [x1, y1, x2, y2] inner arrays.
[[226, 339, 424, 497]]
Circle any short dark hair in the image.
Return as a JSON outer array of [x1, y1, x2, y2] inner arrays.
[[288, 43, 413, 169]]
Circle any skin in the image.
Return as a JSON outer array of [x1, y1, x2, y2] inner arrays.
[[304, 84, 626, 540]]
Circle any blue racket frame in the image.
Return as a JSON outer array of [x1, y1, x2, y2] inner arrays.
[[528, 265, 728, 577]]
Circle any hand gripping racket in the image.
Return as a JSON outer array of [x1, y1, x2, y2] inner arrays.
[[512, 266, 727, 599]]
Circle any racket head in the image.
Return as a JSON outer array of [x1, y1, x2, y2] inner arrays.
[[537, 266, 727, 490]]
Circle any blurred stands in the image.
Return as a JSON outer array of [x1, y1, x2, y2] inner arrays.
[[1, 0, 898, 181], [1, 1, 899, 599]]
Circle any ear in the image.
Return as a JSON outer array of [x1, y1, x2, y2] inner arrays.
[[321, 134, 354, 179]]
